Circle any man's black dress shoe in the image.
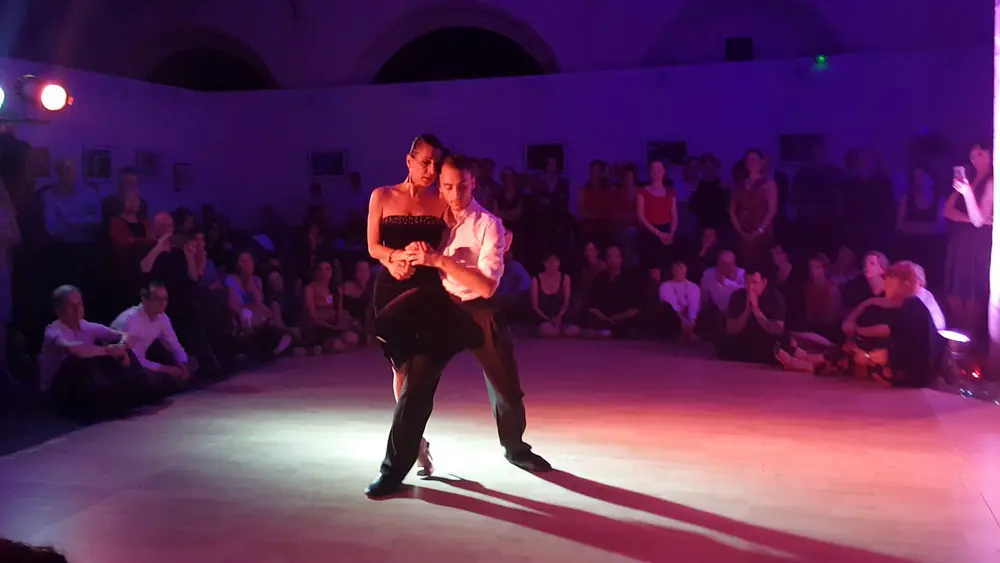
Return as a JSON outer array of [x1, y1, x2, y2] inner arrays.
[[364, 475, 405, 499], [506, 451, 553, 472]]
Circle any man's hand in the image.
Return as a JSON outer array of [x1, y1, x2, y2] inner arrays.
[[407, 241, 441, 268], [155, 234, 172, 250], [105, 343, 128, 358], [747, 290, 759, 311]]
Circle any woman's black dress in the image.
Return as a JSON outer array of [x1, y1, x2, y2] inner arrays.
[[372, 215, 480, 369]]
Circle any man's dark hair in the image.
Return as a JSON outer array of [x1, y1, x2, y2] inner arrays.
[[140, 281, 166, 300], [745, 267, 768, 280], [409, 133, 443, 155], [441, 153, 475, 174], [51, 285, 80, 310]]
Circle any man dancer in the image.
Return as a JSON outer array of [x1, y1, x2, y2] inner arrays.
[[365, 154, 550, 499]]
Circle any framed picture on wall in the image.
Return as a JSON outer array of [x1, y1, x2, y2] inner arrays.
[[778, 133, 825, 163], [645, 141, 688, 166], [310, 150, 348, 178], [29, 146, 51, 178], [525, 142, 565, 172], [173, 163, 192, 192], [82, 147, 113, 180], [135, 150, 161, 179]]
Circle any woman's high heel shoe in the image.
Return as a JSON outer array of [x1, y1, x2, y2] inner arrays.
[[417, 438, 434, 477]]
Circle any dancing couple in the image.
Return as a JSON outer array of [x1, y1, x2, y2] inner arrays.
[[364, 135, 550, 498]]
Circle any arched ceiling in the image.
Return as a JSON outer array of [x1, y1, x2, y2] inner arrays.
[[348, 1, 561, 84]]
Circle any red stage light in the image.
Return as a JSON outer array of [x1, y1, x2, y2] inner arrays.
[[39, 84, 70, 112]]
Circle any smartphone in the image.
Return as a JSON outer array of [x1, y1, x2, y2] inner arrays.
[[953, 166, 967, 182], [169, 233, 192, 247]]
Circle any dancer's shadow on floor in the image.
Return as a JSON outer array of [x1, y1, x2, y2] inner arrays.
[[415, 472, 915, 563]]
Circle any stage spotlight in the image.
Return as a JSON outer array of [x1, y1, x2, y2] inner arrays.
[[0, 86, 5, 110], [16, 75, 72, 113]]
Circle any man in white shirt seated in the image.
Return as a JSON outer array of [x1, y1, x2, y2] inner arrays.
[[112, 281, 193, 389], [39, 285, 163, 423], [365, 154, 550, 499], [697, 250, 745, 338], [659, 261, 701, 340]]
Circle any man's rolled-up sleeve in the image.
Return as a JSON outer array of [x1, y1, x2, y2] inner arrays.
[[477, 216, 506, 292]]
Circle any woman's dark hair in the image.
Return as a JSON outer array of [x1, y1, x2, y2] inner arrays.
[[972, 140, 993, 153], [410, 133, 443, 154]]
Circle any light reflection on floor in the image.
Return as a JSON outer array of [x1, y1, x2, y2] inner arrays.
[[0, 339, 998, 563]]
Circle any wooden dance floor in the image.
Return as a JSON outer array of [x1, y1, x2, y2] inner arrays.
[[1, 339, 999, 562]]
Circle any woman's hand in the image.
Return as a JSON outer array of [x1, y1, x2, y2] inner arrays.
[[385, 259, 415, 281], [953, 178, 973, 196], [658, 232, 674, 245]]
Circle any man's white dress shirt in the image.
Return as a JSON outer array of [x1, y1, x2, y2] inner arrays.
[[659, 279, 701, 324], [112, 305, 189, 371], [439, 200, 506, 302], [38, 320, 121, 391], [700, 267, 745, 311]]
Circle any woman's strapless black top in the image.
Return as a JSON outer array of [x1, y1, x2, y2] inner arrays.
[[371, 214, 485, 368], [373, 215, 447, 312]]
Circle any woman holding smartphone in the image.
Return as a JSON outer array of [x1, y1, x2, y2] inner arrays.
[[943, 142, 993, 334]]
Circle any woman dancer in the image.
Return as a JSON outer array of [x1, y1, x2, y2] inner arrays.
[[366, 134, 456, 477]]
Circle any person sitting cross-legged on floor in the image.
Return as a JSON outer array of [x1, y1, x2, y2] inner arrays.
[[580, 245, 644, 338], [112, 281, 194, 393], [717, 268, 787, 364], [39, 285, 166, 423]]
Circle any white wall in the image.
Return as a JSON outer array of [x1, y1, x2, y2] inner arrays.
[[0, 57, 215, 216], [202, 48, 993, 225]]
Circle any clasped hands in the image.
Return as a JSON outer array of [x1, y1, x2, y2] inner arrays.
[[386, 242, 442, 281]]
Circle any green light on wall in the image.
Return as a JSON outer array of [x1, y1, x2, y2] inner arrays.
[[813, 55, 829, 70]]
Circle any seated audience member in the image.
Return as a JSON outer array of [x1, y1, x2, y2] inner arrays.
[[697, 250, 745, 338], [800, 253, 842, 341], [495, 230, 531, 314], [101, 166, 148, 223], [913, 263, 946, 330], [303, 259, 360, 353], [770, 245, 805, 328], [112, 282, 192, 389], [43, 157, 102, 243], [659, 261, 701, 340], [717, 269, 786, 364], [581, 245, 643, 338], [226, 250, 294, 357], [285, 220, 329, 286], [530, 252, 579, 337], [264, 270, 302, 340], [191, 231, 224, 292], [842, 250, 887, 310], [568, 240, 606, 319], [341, 259, 373, 326], [829, 245, 860, 286], [0, 538, 68, 563], [778, 261, 941, 387], [39, 286, 162, 423]]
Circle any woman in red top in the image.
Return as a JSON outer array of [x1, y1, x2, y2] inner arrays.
[[636, 159, 678, 274], [801, 253, 842, 342], [108, 189, 154, 310]]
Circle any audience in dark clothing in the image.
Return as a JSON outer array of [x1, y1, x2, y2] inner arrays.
[[718, 270, 787, 364], [581, 245, 643, 338]]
